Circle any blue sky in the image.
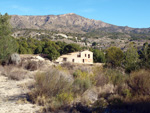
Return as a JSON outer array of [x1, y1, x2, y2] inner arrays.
[[0, 0, 150, 28]]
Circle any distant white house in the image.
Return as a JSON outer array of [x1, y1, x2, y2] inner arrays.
[[55, 33, 68, 38], [55, 50, 93, 64]]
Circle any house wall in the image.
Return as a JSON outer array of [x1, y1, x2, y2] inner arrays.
[[80, 51, 93, 64]]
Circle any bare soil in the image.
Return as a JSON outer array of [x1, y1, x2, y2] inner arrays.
[[0, 74, 40, 113]]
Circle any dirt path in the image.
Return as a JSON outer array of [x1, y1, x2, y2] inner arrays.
[[0, 75, 40, 113]]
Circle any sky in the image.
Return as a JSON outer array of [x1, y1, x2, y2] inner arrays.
[[0, 0, 150, 28]]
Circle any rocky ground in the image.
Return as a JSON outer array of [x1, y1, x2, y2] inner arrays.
[[0, 74, 40, 113]]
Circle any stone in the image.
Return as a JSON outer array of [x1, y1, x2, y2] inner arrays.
[[82, 87, 98, 104], [10, 53, 21, 65]]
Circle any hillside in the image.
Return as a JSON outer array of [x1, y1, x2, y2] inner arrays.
[[10, 13, 150, 50]]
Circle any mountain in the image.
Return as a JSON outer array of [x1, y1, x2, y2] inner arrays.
[[10, 13, 150, 39], [10, 13, 111, 33]]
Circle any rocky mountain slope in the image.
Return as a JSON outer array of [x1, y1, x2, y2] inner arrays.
[[10, 13, 150, 34], [10, 13, 112, 33]]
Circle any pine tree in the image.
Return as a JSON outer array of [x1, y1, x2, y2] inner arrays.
[[0, 13, 17, 64]]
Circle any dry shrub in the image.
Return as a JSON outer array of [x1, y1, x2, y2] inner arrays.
[[93, 66, 109, 87], [20, 60, 45, 71], [95, 75, 108, 87], [25, 61, 38, 71], [61, 62, 75, 70], [35, 69, 72, 97], [92, 98, 108, 112], [73, 78, 92, 95], [2, 65, 28, 80], [1, 65, 14, 76], [61, 63, 93, 76], [104, 68, 126, 86], [7, 69, 27, 80], [28, 67, 73, 111], [128, 69, 150, 96], [79, 65, 93, 74], [72, 69, 93, 95]]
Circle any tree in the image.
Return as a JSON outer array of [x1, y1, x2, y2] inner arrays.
[[27, 38, 37, 53], [139, 43, 150, 68], [0, 13, 11, 36], [43, 47, 60, 61], [18, 45, 27, 54], [35, 45, 43, 54], [63, 43, 81, 54], [56, 41, 67, 55], [92, 49, 106, 63], [17, 37, 28, 54], [106, 46, 124, 67], [92, 42, 97, 46], [0, 13, 17, 63], [125, 43, 139, 73]]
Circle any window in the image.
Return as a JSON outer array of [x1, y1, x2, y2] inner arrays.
[[63, 58, 67, 61], [88, 54, 90, 58], [77, 53, 81, 57], [77, 55, 81, 57], [72, 59, 75, 62], [83, 59, 85, 63]]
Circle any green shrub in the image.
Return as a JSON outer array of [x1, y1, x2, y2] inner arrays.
[[56, 92, 73, 104], [125, 63, 140, 73], [73, 70, 88, 79], [122, 89, 132, 98]]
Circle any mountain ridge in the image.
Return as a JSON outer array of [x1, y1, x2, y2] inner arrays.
[[10, 13, 150, 36]]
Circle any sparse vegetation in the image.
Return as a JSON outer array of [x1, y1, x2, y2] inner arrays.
[[1, 13, 150, 113]]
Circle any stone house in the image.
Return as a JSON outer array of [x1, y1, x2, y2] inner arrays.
[[55, 50, 93, 64]]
